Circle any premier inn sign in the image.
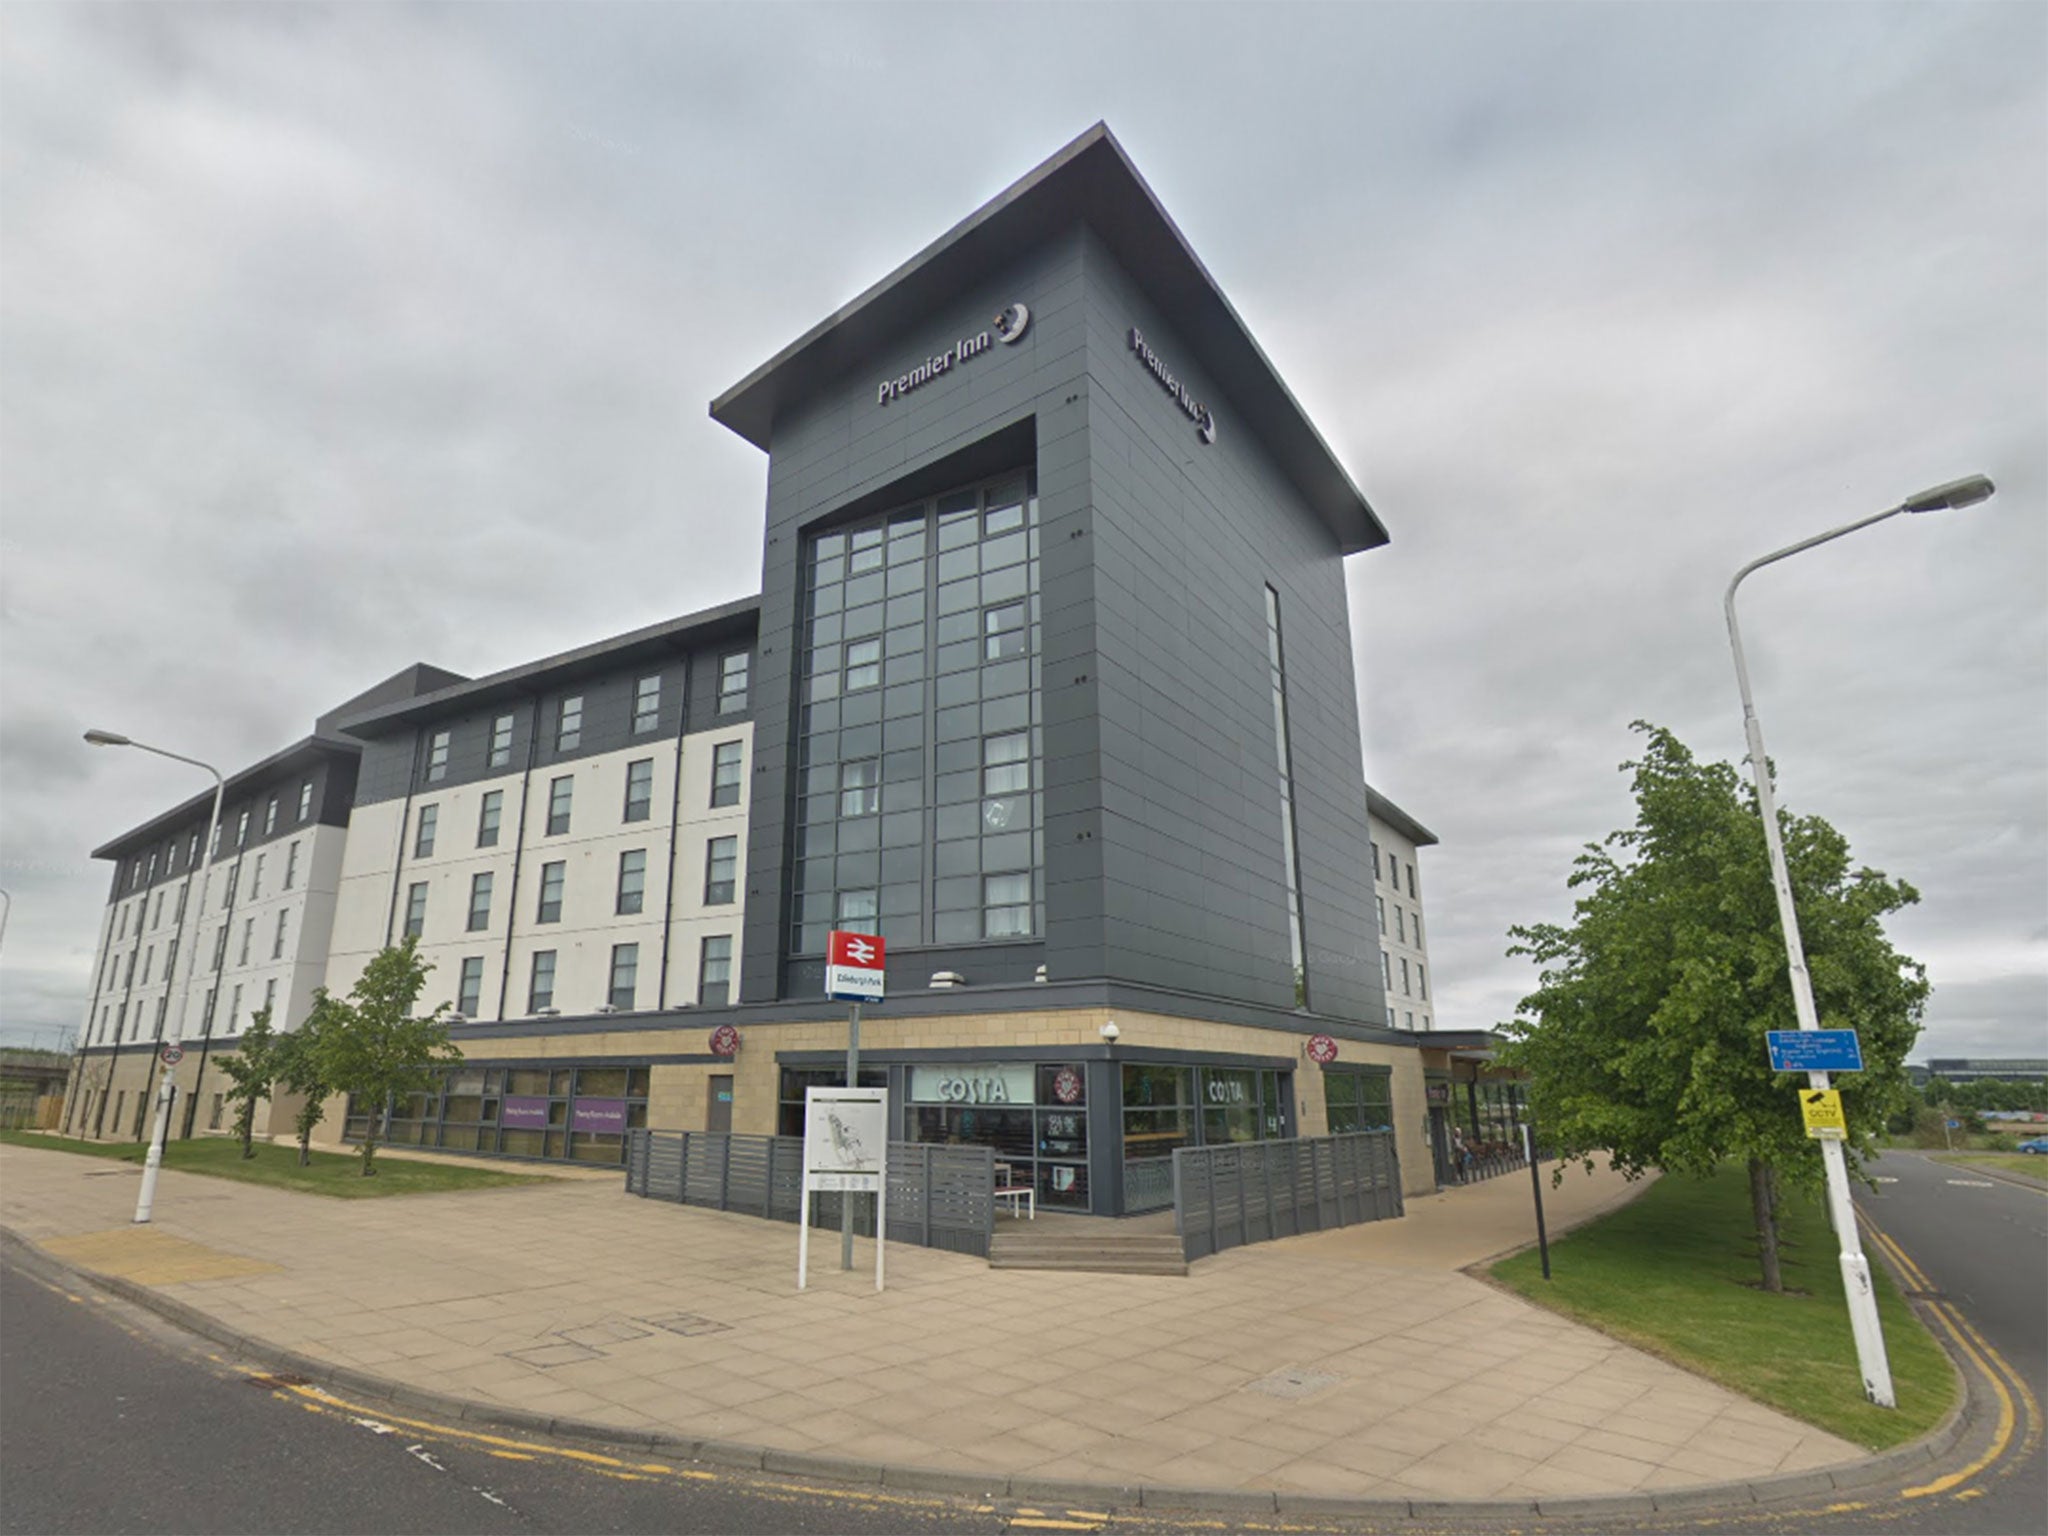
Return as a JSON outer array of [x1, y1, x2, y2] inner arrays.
[[1128, 327, 1217, 444], [876, 302, 1030, 407]]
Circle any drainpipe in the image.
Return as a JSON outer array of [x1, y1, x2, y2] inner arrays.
[[655, 665, 691, 1010]]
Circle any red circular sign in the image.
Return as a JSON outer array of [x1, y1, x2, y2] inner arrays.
[[1051, 1066, 1084, 1104], [709, 1025, 741, 1058], [1306, 1034, 1338, 1065], [159, 1044, 184, 1067]]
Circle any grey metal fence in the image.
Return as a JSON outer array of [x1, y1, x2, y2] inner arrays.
[[1174, 1131, 1403, 1262], [625, 1129, 996, 1258], [1122, 1155, 1176, 1214]]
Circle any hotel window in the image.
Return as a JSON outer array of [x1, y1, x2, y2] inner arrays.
[[1264, 585, 1310, 1007], [983, 601, 1025, 660], [718, 652, 749, 714], [117, 905, 128, 940], [140, 947, 153, 985], [477, 790, 503, 847], [284, 840, 299, 890], [273, 909, 288, 958], [835, 889, 878, 936], [201, 987, 216, 1030], [838, 758, 879, 817], [983, 872, 1032, 938], [154, 995, 169, 1039], [211, 823, 223, 857], [710, 743, 742, 808], [169, 842, 181, 872], [1413, 912, 1423, 947], [125, 950, 137, 986], [1395, 906, 1406, 944], [175, 884, 188, 924], [1408, 863, 1417, 899], [608, 944, 638, 1009], [528, 950, 557, 1011], [1380, 950, 1392, 989], [698, 935, 732, 1007], [624, 759, 654, 822], [425, 730, 450, 783], [228, 984, 243, 1033], [1399, 957, 1411, 996], [467, 872, 493, 932], [404, 882, 428, 939], [633, 675, 661, 734], [457, 957, 483, 1016], [1405, 1010, 1415, 1030], [704, 837, 737, 904], [1417, 963, 1427, 1000], [844, 638, 881, 692], [556, 696, 583, 752], [164, 937, 177, 980], [1370, 841, 1381, 883], [238, 918, 254, 966], [236, 810, 250, 847], [151, 889, 164, 929], [488, 713, 515, 770], [298, 781, 313, 821], [547, 776, 573, 836], [146, 852, 158, 883], [415, 804, 438, 857], [1375, 894, 1386, 933], [616, 850, 646, 915], [264, 797, 278, 835], [982, 732, 1028, 796], [223, 865, 237, 908], [795, 471, 1041, 958], [262, 978, 277, 1021], [213, 928, 228, 967], [251, 853, 265, 899], [537, 861, 565, 923]]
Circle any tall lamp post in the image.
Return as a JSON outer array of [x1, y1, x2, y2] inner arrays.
[[1724, 472, 1995, 1410], [84, 729, 226, 1225]]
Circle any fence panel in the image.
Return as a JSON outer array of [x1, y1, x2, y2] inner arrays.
[[1175, 1131, 1401, 1262], [625, 1130, 993, 1257]]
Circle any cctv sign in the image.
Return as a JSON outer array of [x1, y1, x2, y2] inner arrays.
[[825, 930, 886, 1004]]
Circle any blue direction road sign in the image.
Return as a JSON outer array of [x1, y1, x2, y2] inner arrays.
[[1767, 1029, 1864, 1074]]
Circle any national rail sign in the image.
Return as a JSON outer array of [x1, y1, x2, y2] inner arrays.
[[1767, 1029, 1864, 1074], [825, 930, 885, 1004]]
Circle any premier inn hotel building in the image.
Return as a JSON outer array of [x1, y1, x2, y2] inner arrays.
[[68, 126, 1489, 1214]]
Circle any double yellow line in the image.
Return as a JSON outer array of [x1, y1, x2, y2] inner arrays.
[[1860, 1214, 2042, 1499]]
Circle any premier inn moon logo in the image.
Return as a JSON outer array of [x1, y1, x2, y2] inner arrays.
[[876, 302, 1030, 407]]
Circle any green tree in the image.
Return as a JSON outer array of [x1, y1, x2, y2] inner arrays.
[[272, 999, 338, 1167], [1499, 723, 1928, 1292], [216, 1008, 283, 1159], [314, 939, 461, 1176]]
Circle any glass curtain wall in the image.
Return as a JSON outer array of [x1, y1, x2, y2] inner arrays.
[[1323, 1067, 1394, 1132], [343, 1064, 651, 1164], [793, 473, 1043, 956]]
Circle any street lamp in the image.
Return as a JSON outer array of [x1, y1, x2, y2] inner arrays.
[[84, 729, 226, 1224], [1723, 472, 1995, 1410]]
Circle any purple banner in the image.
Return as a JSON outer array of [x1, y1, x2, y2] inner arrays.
[[501, 1096, 550, 1130], [571, 1097, 627, 1135]]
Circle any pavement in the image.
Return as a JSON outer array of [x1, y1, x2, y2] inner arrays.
[[0, 1141, 1917, 1516]]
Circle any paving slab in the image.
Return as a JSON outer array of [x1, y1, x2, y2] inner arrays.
[[0, 1141, 1866, 1504]]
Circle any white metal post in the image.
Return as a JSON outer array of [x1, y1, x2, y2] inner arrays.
[[841, 999, 861, 1271], [1715, 478, 1995, 1409]]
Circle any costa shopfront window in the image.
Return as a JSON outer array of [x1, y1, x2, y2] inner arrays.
[[905, 1062, 1089, 1211]]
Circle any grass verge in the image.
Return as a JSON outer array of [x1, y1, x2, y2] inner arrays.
[[1491, 1163, 1954, 1450], [0, 1129, 554, 1198], [1925, 1151, 2048, 1183]]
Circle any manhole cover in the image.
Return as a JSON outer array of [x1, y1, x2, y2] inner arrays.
[[1246, 1368, 1339, 1400], [642, 1313, 731, 1338], [560, 1320, 651, 1348]]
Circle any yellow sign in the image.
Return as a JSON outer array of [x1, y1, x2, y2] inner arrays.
[[1800, 1088, 1847, 1140]]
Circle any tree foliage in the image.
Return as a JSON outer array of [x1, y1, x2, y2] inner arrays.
[[216, 1008, 282, 1159], [312, 939, 460, 1175], [1499, 723, 1929, 1288], [272, 1001, 338, 1167]]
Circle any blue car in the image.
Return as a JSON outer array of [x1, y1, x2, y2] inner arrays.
[[2018, 1137, 2048, 1154]]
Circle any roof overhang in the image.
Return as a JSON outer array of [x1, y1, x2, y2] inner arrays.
[[1365, 785, 1439, 848], [710, 123, 1387, 558], [334, 594, 761, 739], [90, 734, 359, 861]]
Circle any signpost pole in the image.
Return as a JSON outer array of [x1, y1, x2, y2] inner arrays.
[[1522, 1121, 1550, 1281], [134, 1057, 180, 1224], [841, 999, 861, 1272]]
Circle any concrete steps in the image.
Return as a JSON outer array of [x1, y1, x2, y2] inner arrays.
[[987, 1227, 1189, 1276]]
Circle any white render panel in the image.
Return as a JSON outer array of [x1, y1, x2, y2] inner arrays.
[[1368, 809, 1435, 1032]]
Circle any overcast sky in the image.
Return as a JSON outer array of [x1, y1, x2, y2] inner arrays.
[[2, 3, 2041, 1062]]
